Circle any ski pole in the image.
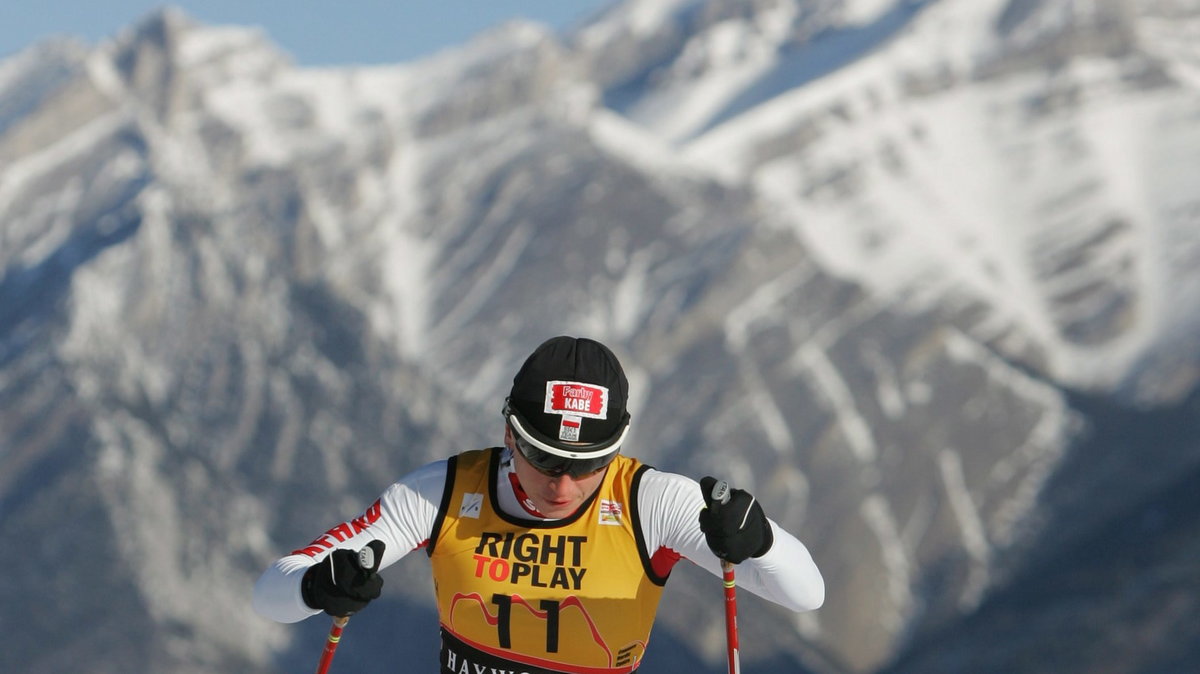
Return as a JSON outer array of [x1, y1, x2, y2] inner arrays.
[[315, 615, 350, 674], [314, 540, 385, 674], [711, 480, 741, 674]]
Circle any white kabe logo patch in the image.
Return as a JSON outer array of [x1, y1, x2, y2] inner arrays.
[[599, 499, 623, 525], [544, 381, 609, 420], [459, 493, 483, 519]]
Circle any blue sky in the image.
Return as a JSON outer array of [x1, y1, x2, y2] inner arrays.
[[1, 1, 614, 66]]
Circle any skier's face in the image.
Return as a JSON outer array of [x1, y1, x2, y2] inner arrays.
[[506, 426, 609, 519]]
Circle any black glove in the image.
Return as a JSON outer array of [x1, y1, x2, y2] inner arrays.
[[301, 540, 385, 617], [698, 476, 774, 564]]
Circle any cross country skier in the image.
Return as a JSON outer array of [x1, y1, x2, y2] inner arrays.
[[253, 335, 824, 673]]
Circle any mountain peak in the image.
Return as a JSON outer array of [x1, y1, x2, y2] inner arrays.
[[103, 8, 289, 123], [128, 6, 201, 44]]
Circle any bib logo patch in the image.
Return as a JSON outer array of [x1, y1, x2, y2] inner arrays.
[[599, 499, 623, 525], [459, 493, 483, 519]]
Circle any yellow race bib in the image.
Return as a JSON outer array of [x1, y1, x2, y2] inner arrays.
[[428, 448, 665, 673]]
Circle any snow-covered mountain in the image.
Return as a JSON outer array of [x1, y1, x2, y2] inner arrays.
[[2, 1, 1198, 672], [585, 0, 1200, 402]]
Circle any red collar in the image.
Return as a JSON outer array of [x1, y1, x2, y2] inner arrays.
[[507, 471, 546, 518]]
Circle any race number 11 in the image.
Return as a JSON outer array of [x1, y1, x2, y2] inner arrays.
[[491, 594, 561, 652]]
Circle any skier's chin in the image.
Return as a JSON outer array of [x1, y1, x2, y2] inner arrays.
[[537, 498, 580, 518]]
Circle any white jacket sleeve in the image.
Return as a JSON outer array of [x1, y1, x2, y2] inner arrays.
[[637, 469, 825, 612], [251, 460, 449, 623]]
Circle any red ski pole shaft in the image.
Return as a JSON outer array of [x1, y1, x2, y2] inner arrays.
[[315, 615, 350, 674], [710, 480, 742, 674], [721, 560, 741, 674]]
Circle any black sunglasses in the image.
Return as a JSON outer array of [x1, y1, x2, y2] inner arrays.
[[510, 431, 617, 478]]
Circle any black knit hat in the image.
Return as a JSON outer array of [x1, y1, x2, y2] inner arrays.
[[504, 336, 631, 455]]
